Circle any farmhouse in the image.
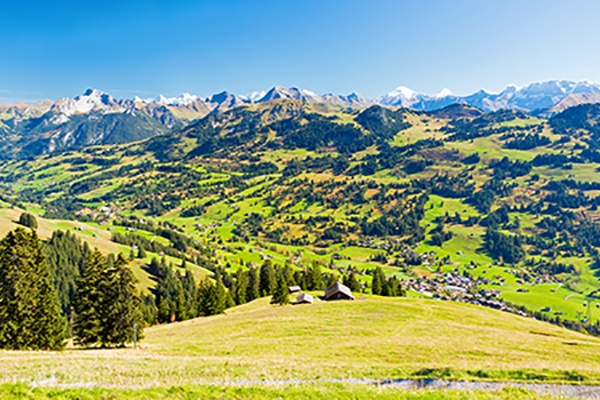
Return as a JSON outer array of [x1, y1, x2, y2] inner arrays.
[[296, 293, 314, 304], [324, 282, 355, 301]]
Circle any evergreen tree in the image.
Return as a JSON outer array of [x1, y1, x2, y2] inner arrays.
[[305, 262, 324, 290], [259, 260, 276, 296], [45, 230, 86, 319], [101, 254, 144, 347], [18, 212, 37, 229], [381, 278, 393, 296], [271, 274, 289, 305], [293, 270, 303, 288], [199, 275, 227, 316], [281, 264, 295, 287], [147, 257, 163, 278], [74, 249, 106, 346], [155, 265, 186, 323], [343, 271, 361, 293], [180, 268, 198, 319], [141, 294, 158, 325], [225, 289, 236, 309], [324, 273, 338, 287], [233, 269, 248, 305], [372, 267, 384, 295], [213, 274, 227, 314], [0, 228, 66, 350], [246, 267, 260, 302], [137, 245, 147, 259], [197, 280, 211, 316]]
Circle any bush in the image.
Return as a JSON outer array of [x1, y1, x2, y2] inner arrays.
[[18, 212, 38, 229]]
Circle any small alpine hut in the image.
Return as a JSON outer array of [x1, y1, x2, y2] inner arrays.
[[296, 293, 314, 305], [288, 285, 302, 294], [324, 282, 355, 301]]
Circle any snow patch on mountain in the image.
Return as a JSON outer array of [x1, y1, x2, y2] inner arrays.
[[240, 90, 267, 103]]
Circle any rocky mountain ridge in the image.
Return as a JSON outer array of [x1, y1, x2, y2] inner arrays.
[[2, 80, 600, 159]]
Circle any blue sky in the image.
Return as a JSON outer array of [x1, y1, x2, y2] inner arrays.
[[1, 0, 599, 102]]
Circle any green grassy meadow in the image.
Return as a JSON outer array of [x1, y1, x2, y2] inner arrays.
[[1, 296, 600, 389], [0, 383, 553, 400]]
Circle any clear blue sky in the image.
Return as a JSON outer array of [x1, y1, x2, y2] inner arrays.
[[1, 0, 599, 102]]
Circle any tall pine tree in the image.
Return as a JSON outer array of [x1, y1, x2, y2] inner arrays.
[[371, 267, 385, 295], [0, 228, 66, 350], [247, 267, 260, 302], [74, 249, 106, 346], [101, 254, 144, 347], [271, 273, 289, 305], [180, 268, 198, 319], [259, 260, 276, 296], [343, 270, 361, 293], [233, 269, 248, 305]]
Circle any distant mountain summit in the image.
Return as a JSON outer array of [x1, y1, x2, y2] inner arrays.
[[378, 80, 600, 113]]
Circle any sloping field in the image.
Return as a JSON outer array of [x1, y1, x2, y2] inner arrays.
[[2, 296, 600, 388]]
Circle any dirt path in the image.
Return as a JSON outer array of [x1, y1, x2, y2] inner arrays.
[[213, 378, 600, 398]]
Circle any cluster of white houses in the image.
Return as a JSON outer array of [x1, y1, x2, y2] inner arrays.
[[289, 282, 355, 304]]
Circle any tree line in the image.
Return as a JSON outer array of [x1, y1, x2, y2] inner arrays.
[[0, 220, 142, 350]]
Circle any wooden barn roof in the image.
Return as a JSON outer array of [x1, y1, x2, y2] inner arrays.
[[324, 282, 355, 300]]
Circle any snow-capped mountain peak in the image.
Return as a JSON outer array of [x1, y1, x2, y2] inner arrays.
[[51, 88, 125, 122], [435, 88, 453, 98], [133, 95, 154, 104], [156, 93, 199, 106], [387, 85, 418, 101], [377, 80, 600, 112]]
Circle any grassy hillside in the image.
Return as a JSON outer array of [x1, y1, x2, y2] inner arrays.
[[2, 296, 600, 387], [0, 207, 211, 292]]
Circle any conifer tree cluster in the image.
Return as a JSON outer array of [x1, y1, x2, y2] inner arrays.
[[0, 228, 66, 350], [0, 227, 144, 350], [74, 250, 144, 347], [371, 267, 405, 297], [45, 230, 89, 319], [143, 258, 342, 324]]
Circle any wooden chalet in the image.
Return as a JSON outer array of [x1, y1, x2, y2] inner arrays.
[[324, 282, 355, 301]]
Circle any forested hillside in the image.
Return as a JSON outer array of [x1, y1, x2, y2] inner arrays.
[[2, 98, 600, 336]]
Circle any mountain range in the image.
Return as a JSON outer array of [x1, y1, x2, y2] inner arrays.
[[377, 80, 600, 114], [2, 80, 600, 159]]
